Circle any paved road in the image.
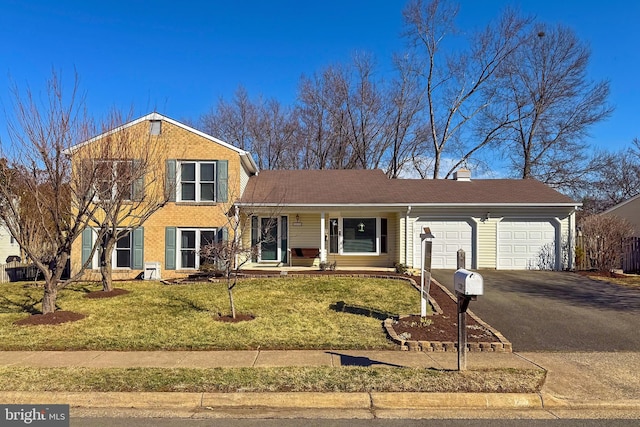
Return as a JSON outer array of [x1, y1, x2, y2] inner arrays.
[[431, 270, 640, 352]]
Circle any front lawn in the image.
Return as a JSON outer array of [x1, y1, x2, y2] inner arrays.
[[0, 277, 419, 350]]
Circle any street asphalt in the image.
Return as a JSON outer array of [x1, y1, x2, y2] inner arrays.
[[430, 269, 640, 352]]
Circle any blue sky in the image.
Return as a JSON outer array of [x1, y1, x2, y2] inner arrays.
[[1, 0, 638, 155]]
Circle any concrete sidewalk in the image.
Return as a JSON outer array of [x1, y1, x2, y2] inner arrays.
[[1, 350, 639, 419]]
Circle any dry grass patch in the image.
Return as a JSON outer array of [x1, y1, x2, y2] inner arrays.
[[584, 272, 640, 290], [0, 366, 546, 393]]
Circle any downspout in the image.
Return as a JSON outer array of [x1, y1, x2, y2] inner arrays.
[[569, 206, 578, 270], [405, 206, 412, 267]]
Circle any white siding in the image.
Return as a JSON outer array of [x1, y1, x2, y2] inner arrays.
[[477, 219, 498, 269], [0, 226, 21, 264]]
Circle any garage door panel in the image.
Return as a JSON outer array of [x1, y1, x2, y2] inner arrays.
[[498, 220, 556, 270], [414, 220, 472, 269]]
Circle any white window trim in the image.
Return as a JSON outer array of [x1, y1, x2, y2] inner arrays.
[[113, 231, 132, 269], [177, 228, 218, 270], [89, 228, 134, 270], [337, 217, 381, 256], [176, 161, 217, 203]]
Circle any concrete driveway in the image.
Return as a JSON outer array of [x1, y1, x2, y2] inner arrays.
[[430, 270, 640, 351]]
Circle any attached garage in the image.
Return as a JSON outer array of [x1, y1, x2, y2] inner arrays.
[[497, 219, 557, 270], [414, 220, 473, 269]]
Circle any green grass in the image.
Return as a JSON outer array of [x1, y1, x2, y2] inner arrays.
[[0, 366, 546, 393], [0, 277, 420, 351]]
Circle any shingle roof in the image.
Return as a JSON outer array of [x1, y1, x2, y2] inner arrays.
[[238, 169, 578, 206]]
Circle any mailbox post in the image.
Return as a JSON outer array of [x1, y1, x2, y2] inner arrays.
[[420, 227, 435, 318], [454, 268, 483, 371]]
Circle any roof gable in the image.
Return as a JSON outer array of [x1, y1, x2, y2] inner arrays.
[[65, 112, 259, 174]]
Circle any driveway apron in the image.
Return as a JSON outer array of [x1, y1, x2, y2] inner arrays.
[[430, 270, 640, 351]]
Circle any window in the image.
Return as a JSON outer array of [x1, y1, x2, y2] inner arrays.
[[329, 218, 339, 254], [149, 120, 162, 135], [94, 160, 133, 201], [114, 232, 132, 268], [82, 227, 143, 270], [178, 228, 217, 269], [343, 218, 377, 253], [178, 161, 216, 202], [329, 217, 385, 255]]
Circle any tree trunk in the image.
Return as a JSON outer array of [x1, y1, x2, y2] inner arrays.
[[227, 279, 236, 319], [42, 284, 58, 314], [100, 238, 115, 292]]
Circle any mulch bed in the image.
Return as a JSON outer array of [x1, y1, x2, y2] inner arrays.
[[391, 281, 499, 343], [215, 313, 256, 323], [14, 311, 86, 326]]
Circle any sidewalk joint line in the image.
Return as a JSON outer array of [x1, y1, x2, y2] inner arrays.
[[252, 350, 260, 367]]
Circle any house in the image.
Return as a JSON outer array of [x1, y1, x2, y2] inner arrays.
[[0, 223, 21, 264], [70, 113, 579, 279], [69, 112, 258, 280], [602, 194, 640, 237], [237, 169, 580, 271]]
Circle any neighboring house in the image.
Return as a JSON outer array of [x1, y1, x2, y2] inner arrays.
[[0, 223, 21, 263], [237, 169, 580, 271], [69, 112, 258, 280], [602, 194, 640, 237]]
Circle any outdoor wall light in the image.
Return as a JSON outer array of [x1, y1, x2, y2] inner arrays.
[[357, 222, 365, 232]]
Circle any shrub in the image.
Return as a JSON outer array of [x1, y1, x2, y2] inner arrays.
[[579, 214, 635, 273]]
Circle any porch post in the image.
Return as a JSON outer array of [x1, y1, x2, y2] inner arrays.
[[320, 212, 326, 262]]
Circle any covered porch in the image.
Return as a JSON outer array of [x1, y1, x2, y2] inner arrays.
[[245, 210, 401, 270]]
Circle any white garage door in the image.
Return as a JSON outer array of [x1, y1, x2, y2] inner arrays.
[[498, 220, 557, 270], [414, 220, 472, 269]]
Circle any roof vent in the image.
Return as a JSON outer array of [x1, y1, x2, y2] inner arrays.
[[454, 169, 471, 181]]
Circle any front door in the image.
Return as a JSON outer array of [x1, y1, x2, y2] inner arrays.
[[261, 218, 278, 261]]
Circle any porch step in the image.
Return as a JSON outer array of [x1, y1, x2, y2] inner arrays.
[[255, 262, 282, 268]]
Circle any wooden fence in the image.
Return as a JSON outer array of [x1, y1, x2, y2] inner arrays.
[[576, 235, 640, 273], [623, 237, 640, 273], [0, 261, 39, 283]]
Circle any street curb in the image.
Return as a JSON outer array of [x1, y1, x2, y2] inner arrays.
[[539, 392, 640, 410], [3, 391, 639, 412]]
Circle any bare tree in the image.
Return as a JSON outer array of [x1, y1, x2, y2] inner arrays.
[[201, 86, 256, 152], [0, 71, 103, 314], [69, 110, 173, 292], [296, 68, 352, 170], [579, 215, 634, 273], [495, 24, 613, 191], [383, 52, 426, 178], [402, 0, 530, 178], [295, 55, 390, 171], [201, 87, 300, 170], [250, 98, 299, 170], [588, 140, 640, 212], [199, 190, 279, 319]]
